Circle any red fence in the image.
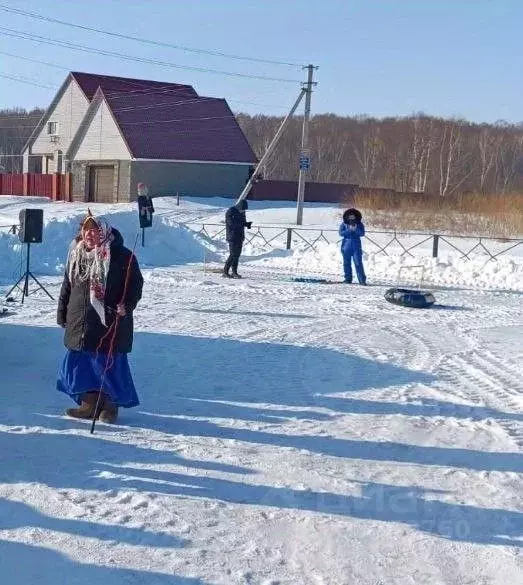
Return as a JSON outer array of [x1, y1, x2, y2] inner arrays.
[[0, 174, 24, 195], [0, 173, 72, 201], [27, 173, 54, 197]]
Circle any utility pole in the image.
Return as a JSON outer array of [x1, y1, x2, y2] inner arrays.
[[296, 64, 317, 225], [236, 88, 306, 204]]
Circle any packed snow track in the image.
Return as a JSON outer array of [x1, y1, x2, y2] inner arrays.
[[1, 264, 522, 585]]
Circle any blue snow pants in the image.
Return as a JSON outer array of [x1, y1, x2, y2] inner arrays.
[[342, 248, 366, 284]]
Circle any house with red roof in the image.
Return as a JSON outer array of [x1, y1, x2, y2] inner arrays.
[[22, 72, 257, 202]]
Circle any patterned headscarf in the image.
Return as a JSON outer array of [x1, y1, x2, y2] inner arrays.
[[67, 210, 114, 326]]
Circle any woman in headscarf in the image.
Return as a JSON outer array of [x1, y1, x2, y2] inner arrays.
[[56, 210, 143, 423]]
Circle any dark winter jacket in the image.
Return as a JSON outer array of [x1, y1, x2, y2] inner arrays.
[[225, 207, 250, 243], [339, 221, 365, 254], [57, 229, 143, 353]]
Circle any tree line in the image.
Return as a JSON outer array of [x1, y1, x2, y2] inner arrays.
[[1, 107, 522, 196], [0, 108, 44, 173], [237, 113, 523, 196]]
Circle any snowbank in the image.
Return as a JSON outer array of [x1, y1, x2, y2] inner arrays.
[[0, 209, 219, 282], [251, 241, 523, 291], [0, 196, 521, 291]]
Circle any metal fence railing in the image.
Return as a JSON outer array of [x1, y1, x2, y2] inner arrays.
[[1, 219, 521, 262], [187, 222, 523, 261], [0, 224, 18, 234]]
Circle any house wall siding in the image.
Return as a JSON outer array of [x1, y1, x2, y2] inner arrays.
[[31, 79, 89, 172], [74, 100, 131, 161], [129, 161, 251, 201]]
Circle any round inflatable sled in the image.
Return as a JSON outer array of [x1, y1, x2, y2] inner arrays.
[[385, 287, 436, 309]]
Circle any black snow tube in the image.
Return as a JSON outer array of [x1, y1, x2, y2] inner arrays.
[[385, 287, 436, 308]]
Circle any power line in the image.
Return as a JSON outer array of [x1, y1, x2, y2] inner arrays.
[[1, 81, 290, 117], [0, 115, 235, 129], [0, 26, 302, 84], [0, 50, 70, 70], [118, 115, 234, 126], [0, 72, 57, 90], [103, 85, 198, 100], [0, 122, 253, 150], [0, 4, 302, 68], [0, 52, 204, 101], [0, 51, 293, 110], [0, 112, 47, 119], [0, 65, 293, 116]]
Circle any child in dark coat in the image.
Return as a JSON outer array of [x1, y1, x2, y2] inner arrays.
[[339, 208, 367, 285]]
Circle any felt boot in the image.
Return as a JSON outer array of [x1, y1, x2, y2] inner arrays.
[[99, 397, 119, 424], [65, 392, 99, 419]]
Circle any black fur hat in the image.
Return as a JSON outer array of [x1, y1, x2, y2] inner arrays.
[[237, 199, 248, 211], [343, 208, 362, 223]]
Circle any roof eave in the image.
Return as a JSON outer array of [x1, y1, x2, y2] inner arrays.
[[131, 158, 256, 165]]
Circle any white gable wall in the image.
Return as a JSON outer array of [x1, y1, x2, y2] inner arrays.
[[30, 78, 90, 173], [73, 100, 131, 161]]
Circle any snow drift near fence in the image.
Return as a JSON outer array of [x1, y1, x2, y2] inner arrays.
[[251, 241, 523, 292], [0, 211, 220, 282], [0, 196, 521, 291]]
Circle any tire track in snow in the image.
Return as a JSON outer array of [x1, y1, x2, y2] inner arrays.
[[438, 349, 523, 447]]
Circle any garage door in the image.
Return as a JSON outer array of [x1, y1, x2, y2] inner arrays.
[[88, 166, 115, 203]]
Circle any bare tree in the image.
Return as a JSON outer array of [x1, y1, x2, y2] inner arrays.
[[477, 127, 499, 193], [438, 121, 474, 197], [412, 117, 434, 192], [352, 121, 383, 186], [496, 134, 523, 193]]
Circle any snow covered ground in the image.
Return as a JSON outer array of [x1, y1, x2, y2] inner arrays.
[[0, 196, 522, 584]]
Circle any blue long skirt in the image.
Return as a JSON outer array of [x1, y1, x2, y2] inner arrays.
[[57, 350, 140, 408]]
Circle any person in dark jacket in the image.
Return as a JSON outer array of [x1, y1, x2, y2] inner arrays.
[[339, 208, 367, 285], [223, 199, 252, 278], [56, 211, 143, 423]]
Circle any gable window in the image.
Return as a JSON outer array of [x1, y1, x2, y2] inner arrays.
[[47, 121, 59, 135]]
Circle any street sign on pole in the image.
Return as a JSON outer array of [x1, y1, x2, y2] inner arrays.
[[299, 150, 311, 171]]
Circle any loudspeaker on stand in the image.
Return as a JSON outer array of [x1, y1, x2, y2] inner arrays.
[[19, 208, 43, 244]]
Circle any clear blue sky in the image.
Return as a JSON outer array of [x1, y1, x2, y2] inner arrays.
[[0, 0, 521, 123]]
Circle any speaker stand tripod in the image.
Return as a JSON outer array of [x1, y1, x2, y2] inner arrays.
[[6, 243, 54, 304]]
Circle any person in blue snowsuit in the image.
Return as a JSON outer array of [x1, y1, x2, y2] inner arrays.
[[339, 208, 367, 285]]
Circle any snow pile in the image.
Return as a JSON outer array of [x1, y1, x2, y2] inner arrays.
[[0, 195, 521, 291], [253, 241, 523, 291], [0, 209, 220, 282]]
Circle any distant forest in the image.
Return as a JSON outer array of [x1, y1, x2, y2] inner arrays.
[[0, 108, 44, 173], [237, 114, 523, 196], [1, 107, 522, 195]]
